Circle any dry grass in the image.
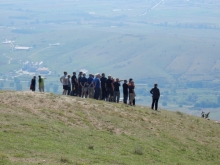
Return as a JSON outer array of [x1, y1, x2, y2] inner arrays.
[[0, 91, 220, 165]]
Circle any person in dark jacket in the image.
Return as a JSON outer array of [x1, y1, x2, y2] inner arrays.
[[30, 76, 36, 92], [150, 83, 160, 110]]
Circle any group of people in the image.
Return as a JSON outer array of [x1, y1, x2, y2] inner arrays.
[[30, 71, 160, 109], [59, 71, 136, 106], [30, 75, 46, 92]]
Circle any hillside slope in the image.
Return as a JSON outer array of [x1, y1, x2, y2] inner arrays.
[[0, 91, 220, 165]]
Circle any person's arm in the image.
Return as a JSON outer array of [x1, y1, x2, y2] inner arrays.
[[150, 88, 153, 94], [94, 80, 97, 88], [75, 77, 78, 84], [132, 86, 135, 96], [80, 81, 83, 87], [60, 76, 63, 83], [111, 82, 114, 90]]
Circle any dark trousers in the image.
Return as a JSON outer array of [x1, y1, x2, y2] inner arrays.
[[151, 98, 159, 110], [102, 88, 107, 100], [78, 86, 82, 97], [94, 88, 100, 100], [72, 83, 78, 96], [67, 86, 71, 95], [123, 94, 128, 104]]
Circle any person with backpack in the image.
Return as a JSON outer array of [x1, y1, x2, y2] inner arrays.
[[150, 83, 160, 111]]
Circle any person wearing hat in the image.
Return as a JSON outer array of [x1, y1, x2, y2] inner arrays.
[[150, 83, 160, 111]]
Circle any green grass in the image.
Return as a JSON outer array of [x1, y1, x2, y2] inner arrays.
[[0, 91, 220, 164]]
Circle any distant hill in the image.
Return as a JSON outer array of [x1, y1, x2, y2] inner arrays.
[[0, 91, 220, 164], [0, 0, 220, 85]]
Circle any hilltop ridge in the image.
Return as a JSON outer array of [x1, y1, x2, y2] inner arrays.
[[0, 91, 220, 165]]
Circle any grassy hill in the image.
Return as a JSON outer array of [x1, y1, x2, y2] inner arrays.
[[0, 91, 220, 165]]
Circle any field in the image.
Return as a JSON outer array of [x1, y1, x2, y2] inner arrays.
[[0, 91, 220, 165], [1, 0, 220, 119]]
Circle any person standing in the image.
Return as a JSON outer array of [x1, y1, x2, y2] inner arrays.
[[150, 83, 160, 111], [67, 75, 71, 95], [113, 78, 122, 103], [80, 73, 88, 98], [106, 75, 114, 102], [128, 78, 135, 105], [100, 73, 107, 100], [93, 74, 101, 100], [38, 75, 46, 92], [71, 72, 78, 96], [78, 71, 83, 97], [128, 81, 135, 106], [123, 80, 128, 104], [60, 71, 68, 95], [30, 76, 36, 92], [87, 74, 94, 98]]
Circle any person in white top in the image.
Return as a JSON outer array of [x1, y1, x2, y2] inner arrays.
[[60, 71, 68, 95]]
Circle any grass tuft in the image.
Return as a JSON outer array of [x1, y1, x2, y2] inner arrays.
[[134, 146, 144, 155], [60, 156, 72, 164]]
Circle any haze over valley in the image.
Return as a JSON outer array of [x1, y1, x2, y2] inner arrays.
[[1, 0, 220, 119]]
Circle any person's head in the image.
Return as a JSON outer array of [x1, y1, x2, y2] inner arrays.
[[102, 73, 105, 77], [154, 83, 158, 87], [38, 75, 42, 82], [73, 72, 76, 75], [33, 76, 36, 79], [116, 78, 119, 82], [129, 78, 133, 82], [96, 73, 100, 78], [124, 80, 127, 83], [68, 75, 71, 79], [83, 73, 86, 77], [108, 75, 111, 79], [64, 71, 67, 75]]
